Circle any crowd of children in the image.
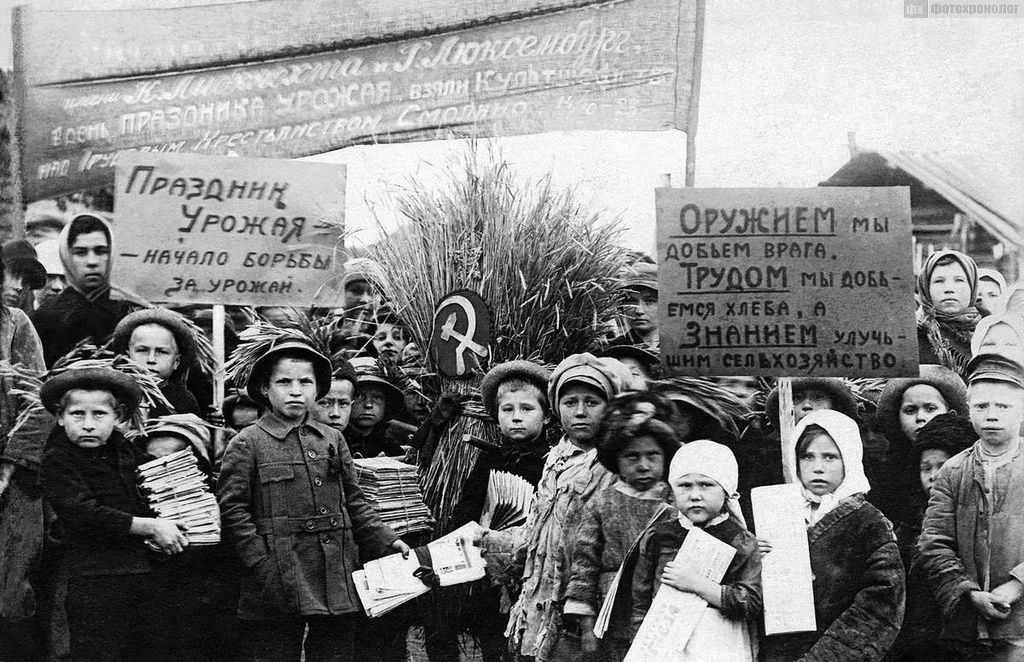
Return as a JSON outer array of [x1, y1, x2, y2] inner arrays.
[[0, 210, 1023, 662]]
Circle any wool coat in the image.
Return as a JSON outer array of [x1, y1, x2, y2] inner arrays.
[[217, 412, 398, 620], [763, 494, 905, 662]]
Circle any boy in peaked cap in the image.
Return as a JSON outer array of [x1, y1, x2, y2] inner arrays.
[[216, 339, 410, 662], [918, 352, 1024, 659], [40, 366, 189, 662]]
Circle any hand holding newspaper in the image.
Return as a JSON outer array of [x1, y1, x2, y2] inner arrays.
[[624, 526, 735, 662], [354, 522, 488, 617]]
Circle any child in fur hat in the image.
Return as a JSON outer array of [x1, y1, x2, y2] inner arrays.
[[629, 440, 762, 661], [762, 410, 905, 662]]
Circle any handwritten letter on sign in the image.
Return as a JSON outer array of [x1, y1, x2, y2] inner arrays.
[[656, 187, 917, 377], [112, 152, 344, 306]]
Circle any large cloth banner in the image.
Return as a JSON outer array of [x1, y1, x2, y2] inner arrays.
[[13, 0, 704, 201]]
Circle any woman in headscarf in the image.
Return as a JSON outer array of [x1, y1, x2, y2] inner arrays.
[[31, 213, 135, 367], [916, 249, 980, 375], [762, 410, 905, 662]]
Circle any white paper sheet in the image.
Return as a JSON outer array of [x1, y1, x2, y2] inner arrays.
[[752, 483, 817, 635]]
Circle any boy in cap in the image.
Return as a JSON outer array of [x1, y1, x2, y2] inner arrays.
[[344, 356, 407, 458], [610, 261, 659, 349], [918, 352, 1024, 659], [475, 353, 636, 662], [111, 307, 203, 418], [312, 357, 358, 434], [40, 366, 189, 662], [217, 339, 410, 662]]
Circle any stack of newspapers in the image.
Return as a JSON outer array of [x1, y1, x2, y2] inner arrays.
[[137, 449, 220, 545], [354, 456, 434, 536]]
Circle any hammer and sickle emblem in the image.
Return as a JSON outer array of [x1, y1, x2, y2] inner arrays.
[[435, 294, 489, 376]]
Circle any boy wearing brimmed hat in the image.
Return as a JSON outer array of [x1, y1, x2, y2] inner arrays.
[[216, 339, 409, 661], [111, 307, 203, 418], [919, 352, 1024, 658], [40, 366, 189, 662], [345, 356, 407, 458]]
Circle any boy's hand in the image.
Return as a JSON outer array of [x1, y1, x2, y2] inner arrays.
[[392, 539, 412, 559], [661, 561, 702, 594], [464, 523, 490, 548], [991, 579, 1024, 606], [757, 538, 773, 556], [149, 519, 189, 555], [970, 590, 1012, 620]]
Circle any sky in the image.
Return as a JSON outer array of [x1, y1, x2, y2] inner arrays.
[[4, 0, 1024, 254]]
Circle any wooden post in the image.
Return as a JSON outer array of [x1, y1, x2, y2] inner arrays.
[[212, 304, 226, 457], [778, 377, 794, 483]]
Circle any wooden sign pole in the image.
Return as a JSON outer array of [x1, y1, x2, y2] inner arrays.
[[778, 377, 794, 483], [212, 304, 226, 458]]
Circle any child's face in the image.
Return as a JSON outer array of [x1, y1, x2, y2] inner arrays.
[[145, 434, 189, 459], [794, 388, 833, 423], [496, 385, 547, 442], [128, 323, 180, 382], [261, 357, 318, 422], [977, 279, 1005, 315], [557, 383, 608, 446], [58, 389, 119, 449], [969, 381, 1024, 449], [350, 384, 387, 432], [919, 448, 952, 494], [978, 322, 1020, 354], [314, 379, 354, 431], [798, 432, 846, 496], [899, 384, 950, 442], [625, 289, 659, 334], [929, 261, 972, 313], [372, 323, 407, 361], [617, 436, 664, 492], [672, 472, 727, 526]]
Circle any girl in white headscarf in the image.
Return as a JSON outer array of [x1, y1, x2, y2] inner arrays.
[[628, 440, 762, 662], [763, 410, 905, 662]]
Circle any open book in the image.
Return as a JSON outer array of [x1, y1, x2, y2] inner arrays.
[[480, 470, 534, 531]]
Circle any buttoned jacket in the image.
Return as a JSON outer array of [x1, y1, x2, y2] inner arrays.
[[217, 412, 398, 620]]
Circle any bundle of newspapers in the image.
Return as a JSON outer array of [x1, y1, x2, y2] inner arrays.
[[354, 456, 434, 536], [137, 449, 220, 545]]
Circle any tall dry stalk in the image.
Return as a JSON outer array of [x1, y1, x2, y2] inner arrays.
[[369, 145, 628, 532]]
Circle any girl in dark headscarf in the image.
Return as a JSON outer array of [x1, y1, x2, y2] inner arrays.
[[916, 249, 980, 375]]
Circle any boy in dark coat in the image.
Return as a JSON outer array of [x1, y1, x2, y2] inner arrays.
[[217, 339, 410, 662], [40, 366, 189, 662]]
